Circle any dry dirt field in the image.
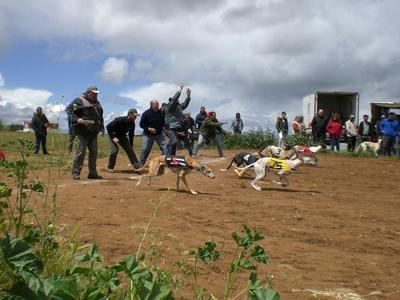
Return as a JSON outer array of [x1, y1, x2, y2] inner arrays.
[[35, 150, 400, 299]]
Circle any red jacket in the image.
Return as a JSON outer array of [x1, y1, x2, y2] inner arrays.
[[327, 120, 342, 138]]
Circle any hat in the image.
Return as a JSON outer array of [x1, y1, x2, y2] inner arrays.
[[86, 85, 100, 94], [128, 108, 140, 116], [349, 114, 355, 119]]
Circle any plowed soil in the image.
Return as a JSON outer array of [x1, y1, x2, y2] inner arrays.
[[36, 150, 400, 299]]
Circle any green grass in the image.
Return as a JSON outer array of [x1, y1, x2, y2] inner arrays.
[[0, 131, 145, 170]]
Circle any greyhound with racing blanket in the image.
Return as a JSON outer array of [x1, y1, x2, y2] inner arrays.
[[234, 157, 304, 191], [135, 155, 215, 195], [220, 152, 258, 176], [292, 144, 326, 165]]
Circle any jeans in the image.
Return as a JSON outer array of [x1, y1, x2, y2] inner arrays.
[[72, 134, 98, 177], [165, 129, 178, 155], [108, 136, 140, 169], [139, 133, 165, 165], [330, 137, 340, 152], [382, 136, 396, 156], [193, 134, 223, 157], [34, 133, 48, 154]]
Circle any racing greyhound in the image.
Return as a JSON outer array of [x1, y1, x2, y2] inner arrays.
[[234, 157, 304, 191], [135, 155, 215, 195]]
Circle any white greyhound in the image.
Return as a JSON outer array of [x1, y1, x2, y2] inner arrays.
[[356, 139, 382, 157], [234, 157, 304, 191]]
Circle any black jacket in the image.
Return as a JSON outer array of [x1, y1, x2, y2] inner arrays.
[[195, 111, 207, 129], [358, 121, 374, 136], [311, 115, 329, 134], [276, 117, 288, 134], [70, 96, 104, 136], [31, 113, 49, 135], [106, 116, 135, 145], [140, 108, 165, 135]]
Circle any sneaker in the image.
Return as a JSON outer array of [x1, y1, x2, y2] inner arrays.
[[104, 168, 114, 173], [133, 163, 142, 169], [43, 152, 50, 155], [88, 174, 103, 180], [72, 175, 80, 180]]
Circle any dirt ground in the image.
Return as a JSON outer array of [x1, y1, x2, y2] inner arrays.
[[33, 150, 400, 299]]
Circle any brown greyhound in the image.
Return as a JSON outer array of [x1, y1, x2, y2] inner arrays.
[[135, 155, 215, 195]]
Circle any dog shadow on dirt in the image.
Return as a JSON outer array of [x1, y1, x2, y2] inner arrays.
[[260, 187, 321, 193], [153, 187, 220, 196]]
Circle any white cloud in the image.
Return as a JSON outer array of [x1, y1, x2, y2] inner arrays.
[[1, 0, 400, 129], [120, 82, 177, 113], [0, 73, 54, 124], [0, 87, 53, 109], [100, 57, 129, 84]]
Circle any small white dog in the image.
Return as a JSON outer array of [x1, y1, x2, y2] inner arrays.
[[234, 157, 304, 191], [356, 139, 382, 156]]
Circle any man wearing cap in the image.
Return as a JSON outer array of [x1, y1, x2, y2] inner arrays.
[[69, 85, 104, 180], [31, 107, 50, 155], [380, 112, 399, 156], [345, 115, 358, 151], [139, 99, 166, 166], [105, 109, 141, 171]]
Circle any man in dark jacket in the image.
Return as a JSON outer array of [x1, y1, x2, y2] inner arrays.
[[139, 99, 166, 166], [195, 106, 207, 129], [69, 85, 104, 180], [106, 109, 141, 172], [358, 114, 374, 142], [311, 109, 329, 145], [31, 107, 50, 155], [276, 112, 288, 146], [164, 85, 191, 155]]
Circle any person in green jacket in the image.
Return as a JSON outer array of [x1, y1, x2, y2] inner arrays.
[[192, 111, 227, 158]]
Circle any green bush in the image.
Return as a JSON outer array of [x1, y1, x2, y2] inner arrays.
[[221, 129, 275, 149], [282, 134, 308, 148]]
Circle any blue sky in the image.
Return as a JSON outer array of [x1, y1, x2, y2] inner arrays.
[[1, 0, 400, 132]]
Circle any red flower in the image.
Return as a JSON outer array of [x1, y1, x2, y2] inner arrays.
[[0, 150, 5, 160]]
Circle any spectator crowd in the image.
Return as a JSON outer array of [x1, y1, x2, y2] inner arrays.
[[28, 84, 400, 179]]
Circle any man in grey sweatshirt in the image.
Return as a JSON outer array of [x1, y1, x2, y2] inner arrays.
[[164, 85, 191, 155]]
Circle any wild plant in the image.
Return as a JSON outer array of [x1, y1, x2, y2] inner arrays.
[[188, 225, 280, 300]]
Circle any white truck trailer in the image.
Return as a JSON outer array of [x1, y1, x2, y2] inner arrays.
[[303, 91, 359, 126]]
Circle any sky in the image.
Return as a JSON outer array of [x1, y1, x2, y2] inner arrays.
[[0, 0, 400, 132]]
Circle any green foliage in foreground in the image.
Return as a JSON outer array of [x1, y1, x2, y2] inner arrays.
[[0, 140, 280, 299]]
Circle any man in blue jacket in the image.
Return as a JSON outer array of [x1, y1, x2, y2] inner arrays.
[[380, 112, 399, 156]]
